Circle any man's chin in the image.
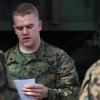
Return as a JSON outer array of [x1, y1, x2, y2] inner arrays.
[[23, 44, 32, 48]]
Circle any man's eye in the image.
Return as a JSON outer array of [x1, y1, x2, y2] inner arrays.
[[16, 27, 23, 31], [26, 24, 34, 29]]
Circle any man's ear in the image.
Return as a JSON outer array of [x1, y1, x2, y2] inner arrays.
[[13, 25, 17, 35], [39, 20, 43, 31], [13, 25, 15, 30]]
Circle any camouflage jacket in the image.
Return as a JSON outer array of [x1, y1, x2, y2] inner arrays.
[[4, 40, 80, 100], [0, 50, 19, 100], [79, 60, 100, 100]]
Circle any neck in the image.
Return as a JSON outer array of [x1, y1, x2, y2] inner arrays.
[[19, 40, 41, 53]]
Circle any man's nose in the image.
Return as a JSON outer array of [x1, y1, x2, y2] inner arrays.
[[22, 27, 28, 34]]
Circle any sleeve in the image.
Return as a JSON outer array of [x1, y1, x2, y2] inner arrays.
[[79, 68, 91, 100], [0, 51, 20, 100], [47, 51, 80, 100], [0, 51, 7, 88], [79, 61, 100, 100]]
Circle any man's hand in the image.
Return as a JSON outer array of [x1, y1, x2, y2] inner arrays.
[[22, 84, 48, 100]]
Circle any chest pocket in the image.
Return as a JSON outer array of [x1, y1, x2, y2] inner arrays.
[[35, 60, 57, 87]]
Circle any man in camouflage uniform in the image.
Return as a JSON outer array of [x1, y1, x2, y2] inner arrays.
[[4, 3, 80, 100], [79, 60, 100, 100], [0, 50, 19, 100]]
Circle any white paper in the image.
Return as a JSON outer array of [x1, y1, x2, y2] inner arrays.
[[13, 78, 35, 100]]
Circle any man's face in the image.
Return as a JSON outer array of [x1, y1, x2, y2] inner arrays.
[[13, 14, 42, 48]]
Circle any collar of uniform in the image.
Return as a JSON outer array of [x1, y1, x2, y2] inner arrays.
[[6, 40, 49, 65], [15, 44, 37, 64], [14, 40, 47, 64], [34, 39, 47, 58]]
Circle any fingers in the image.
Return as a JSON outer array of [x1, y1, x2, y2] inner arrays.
[[22, 84, 48, 99], [22, 84, 42, 98], [22, 84, 44, 94], [23, 91, 41, 97], [24, 84, 43, 89], [23, 91, 41, 100], [23, 88, 42, 94]]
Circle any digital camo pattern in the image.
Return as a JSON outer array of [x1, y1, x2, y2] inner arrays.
[[79, 60, 100, 100], [0, 50, 20, 100], [5, 40, 80, 100]]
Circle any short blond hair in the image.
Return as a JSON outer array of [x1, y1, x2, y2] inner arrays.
[[12, 3, 39, 19]]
